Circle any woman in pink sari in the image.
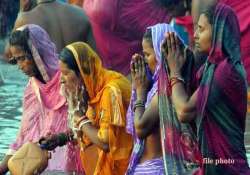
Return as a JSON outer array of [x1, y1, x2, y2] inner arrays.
[[0, 24, 81, 174]]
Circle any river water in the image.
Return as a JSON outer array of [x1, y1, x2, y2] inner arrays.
[[0, 58, 27, 159]]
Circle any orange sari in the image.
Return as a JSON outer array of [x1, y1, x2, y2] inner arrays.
[[66, 42, 133, 175]]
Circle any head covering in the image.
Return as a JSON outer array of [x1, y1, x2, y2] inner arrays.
[[65, 42, 132, 175], [65, 42, 130, 105], [126, 23, 180, 136], [197, 3, 242, 124], [158, 28, 200, 174], [126, 23, 185, 175], [17, 24, 59, 82], [195, 4, 249, 174], [9, 24, 82, 172]]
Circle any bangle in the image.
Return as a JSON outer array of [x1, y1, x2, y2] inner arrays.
[[170, 75, 185, 88], [171, 79, 183, 88], [75, 115, 88, 127], [78, 119, 92, 131], [170, 76, 185, 83], [133, 100, 145, 111]]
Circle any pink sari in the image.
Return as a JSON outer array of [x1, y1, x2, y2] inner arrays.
[[8, 24, 82, 173], [83, 0, 170, 75], [219, 0, 250, 83]]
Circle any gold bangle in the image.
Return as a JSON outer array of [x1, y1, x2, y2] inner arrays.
[[78, 120, 92, 131]]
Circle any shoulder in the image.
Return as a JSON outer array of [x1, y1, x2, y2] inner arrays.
[[14, 11, 38, 30]]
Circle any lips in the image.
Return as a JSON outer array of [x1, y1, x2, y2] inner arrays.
[[195, 42, 200, 48]]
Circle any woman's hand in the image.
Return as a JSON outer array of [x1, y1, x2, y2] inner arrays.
[[162, 32, 186, 77], [131, 54, 151, 100]]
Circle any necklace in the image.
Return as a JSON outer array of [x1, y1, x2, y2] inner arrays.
[[37, 0, 56, 5]]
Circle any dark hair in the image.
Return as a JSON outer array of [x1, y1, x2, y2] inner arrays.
[[9, 28, 32, 54], [159, 0, 191, 12], [158, 0, 180, 7], [200, 5, 215, 25], [9, 28, 33, 64], [143, 29, 153, 47], [59, 47, 80, 76]]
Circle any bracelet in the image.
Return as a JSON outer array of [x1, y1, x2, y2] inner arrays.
[[170, 76, 185, 83], [78, 119, 92, 131], [133, 100, 145, 111], [170, 75, 185, 88], [171, 79, 184, 88], [75, 115, 88, 127]]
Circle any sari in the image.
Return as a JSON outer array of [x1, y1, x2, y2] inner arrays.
[[126, 23, 185, 175], [83, 0, 170, 75], [65, 42, 133, 175], [7, 24, 80, 173], [68, 0, 83, 6], [158, 25, 201, 175], [219, 0, 250, 84], [194, 3, 250, 174]]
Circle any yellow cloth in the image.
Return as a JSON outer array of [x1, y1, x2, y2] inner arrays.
[[66, 42, 133, 175], [68, 0, 83, 6]]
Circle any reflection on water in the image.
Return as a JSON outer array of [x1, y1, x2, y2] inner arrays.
[[0, 59, 27, 159]]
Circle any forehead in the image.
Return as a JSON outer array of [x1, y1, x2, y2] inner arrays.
[[142, 39, 153, 50], [10, 45, 25, 55], [198, 14, 211, 27], [59, 60, 68, 69]]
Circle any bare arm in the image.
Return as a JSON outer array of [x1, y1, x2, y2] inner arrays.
[[134, 94, 159, 139], [130, 53, 158, 139], [171, 80, 198, 122], [80, 123, 109, 152], [163, 32, 198, 123]]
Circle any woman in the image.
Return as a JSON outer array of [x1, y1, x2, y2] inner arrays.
[[126, 23, 199, 174], [0, 24, 80, 174], [163, 3, 250, 174], [126, 24, 170, 175], [192, 0, 250, 84], [59, 42, 133, 175]]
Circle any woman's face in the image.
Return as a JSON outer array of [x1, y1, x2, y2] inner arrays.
[[59, 60, 82, 94], [10, 45, 38, 77], [194, 14, 212, 54], [142, 39, 157, 74]]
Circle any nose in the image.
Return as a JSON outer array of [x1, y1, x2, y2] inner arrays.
[[17, 61, 25, 71], [194, 29, 199, 41]]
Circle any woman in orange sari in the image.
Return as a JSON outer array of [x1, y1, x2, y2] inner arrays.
[[59, 42, 133, 175]]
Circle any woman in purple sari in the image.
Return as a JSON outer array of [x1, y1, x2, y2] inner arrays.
[[126, 23, 199, 175], [126, 23, 175, 175], [163, 3, 250, 174]]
